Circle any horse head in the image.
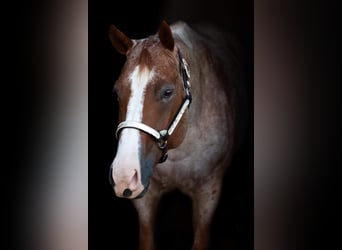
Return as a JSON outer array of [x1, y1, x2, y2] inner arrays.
[[109, 21, 191, 199]]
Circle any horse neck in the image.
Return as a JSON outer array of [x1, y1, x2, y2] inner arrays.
[[172, 22, 242, 153]]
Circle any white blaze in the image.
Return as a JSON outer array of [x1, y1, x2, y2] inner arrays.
[[112, 65, 153, 195]]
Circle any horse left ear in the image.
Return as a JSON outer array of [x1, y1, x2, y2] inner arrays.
[[158, 20, 174, 51]]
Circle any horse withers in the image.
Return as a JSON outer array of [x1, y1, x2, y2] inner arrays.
[[109, 20, 245, 250]]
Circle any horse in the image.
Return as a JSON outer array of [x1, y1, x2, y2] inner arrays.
[[108, 20, 245, 250]]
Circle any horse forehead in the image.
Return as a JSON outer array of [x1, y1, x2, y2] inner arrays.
[[132, 39, 177, 72], [115, 39, 178, 89]]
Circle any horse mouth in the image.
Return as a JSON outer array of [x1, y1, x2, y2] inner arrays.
[[110, 180, 150, 199], [133, 182, 150, 199]]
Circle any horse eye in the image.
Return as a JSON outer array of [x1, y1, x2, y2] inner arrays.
[[162, 89, 173, 100]]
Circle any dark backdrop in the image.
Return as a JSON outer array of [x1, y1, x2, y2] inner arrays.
[[89, 0, 253, 249]]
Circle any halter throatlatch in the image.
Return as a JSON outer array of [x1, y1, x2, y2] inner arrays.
[[115, 48, 192, 163]]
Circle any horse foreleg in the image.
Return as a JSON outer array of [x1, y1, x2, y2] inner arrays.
[[132, 188, 161, 250], [191, 179, 222, 250]]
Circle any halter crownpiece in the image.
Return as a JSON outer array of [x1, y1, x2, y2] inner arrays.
[[116, 48, 192, 163]]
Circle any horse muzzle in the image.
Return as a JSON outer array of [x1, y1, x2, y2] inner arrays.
[[109, 164, 147, 199]]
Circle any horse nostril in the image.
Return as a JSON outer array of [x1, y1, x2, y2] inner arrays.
[[123, 188, 132, 197]]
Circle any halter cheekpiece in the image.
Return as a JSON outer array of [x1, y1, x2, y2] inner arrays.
[[115, 48, 192, 163]]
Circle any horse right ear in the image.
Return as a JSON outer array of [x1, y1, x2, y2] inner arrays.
[[108, 25, 133, 55]]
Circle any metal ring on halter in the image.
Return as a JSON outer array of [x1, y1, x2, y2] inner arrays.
[[157, 129, 168, 163], [158, 138, 168, 150], [158, 130, 168, 149]]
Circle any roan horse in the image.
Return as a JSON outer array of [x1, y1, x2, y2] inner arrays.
[[109, 20, 245, 250]]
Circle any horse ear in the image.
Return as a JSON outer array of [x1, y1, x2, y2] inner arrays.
[[108, 25, 133, 55], [158, 20, 174, 51]]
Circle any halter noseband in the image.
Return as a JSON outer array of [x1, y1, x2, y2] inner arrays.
[[115, 49, 192, 163]]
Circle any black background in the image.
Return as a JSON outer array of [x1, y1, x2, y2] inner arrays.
[[89, 0, 253, 249], [7, 1, 341, 250], [9, 0, 340, 250]]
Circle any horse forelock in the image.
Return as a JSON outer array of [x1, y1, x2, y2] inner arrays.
[[138, 48, 152, 71], [128, 37, 177, 78]]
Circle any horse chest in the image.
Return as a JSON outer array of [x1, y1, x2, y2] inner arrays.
[[153, 135, 226, 191]]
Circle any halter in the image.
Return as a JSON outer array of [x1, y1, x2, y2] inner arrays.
[[115, 49, 192, 163]]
